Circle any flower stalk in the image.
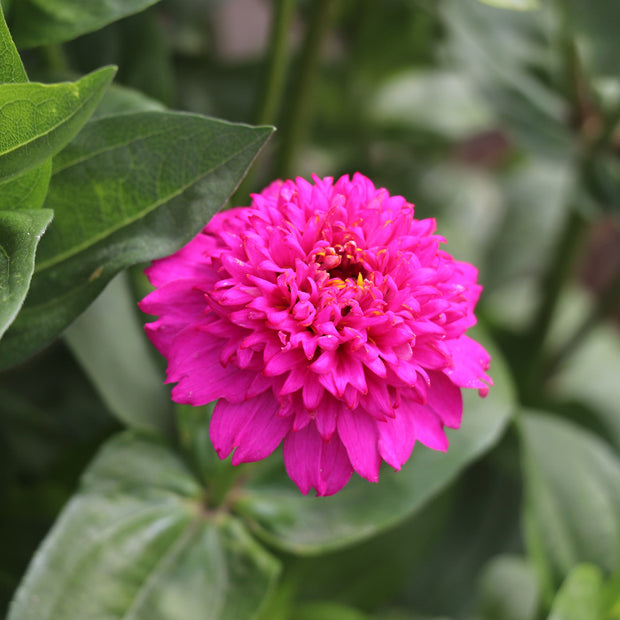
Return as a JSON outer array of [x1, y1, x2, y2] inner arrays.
[[274, 0, 337, 178]]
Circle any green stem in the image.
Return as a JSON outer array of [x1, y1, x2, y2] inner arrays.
[[41, 44, 70, 76], [273, 0, 336, 179], [523, 209, 587, 402], [232, 0, 297, 205], [544, 269, 620, 379], [254, 0, 297, 126]]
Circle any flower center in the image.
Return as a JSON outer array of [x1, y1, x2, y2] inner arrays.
[[314, 240, 368, 283]]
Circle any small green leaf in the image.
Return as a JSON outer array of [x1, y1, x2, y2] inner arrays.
[[0, 209, 52, 340], [9, 0, 163, 49], [548, 564, 604, 620], [0, 2, 27, 83], [7, 433, 281, 620], [520, 413, 620, 592], [234, 329, 514, 553], [475, 0, 537, 10], [63, 272, 173, 436], [477, 555, 540, 620], [0, 66, 116, 183], [0, 4, 53, 211], [0, 112, 273, 369]]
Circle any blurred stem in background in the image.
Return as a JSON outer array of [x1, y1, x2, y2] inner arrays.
[[544, 269, 620, 379], [233, 0, 296, 204], [273, 0, 337, 179], [41, 44, 70, 75], [254, 0, 296, 127]]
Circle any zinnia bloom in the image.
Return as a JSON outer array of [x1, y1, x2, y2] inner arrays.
[[140, 173, 491, 496]]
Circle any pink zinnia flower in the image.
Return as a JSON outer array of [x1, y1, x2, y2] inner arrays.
[[140, 173, 492, 496]]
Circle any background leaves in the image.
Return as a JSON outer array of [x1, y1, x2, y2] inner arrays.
[[0, 209, 52, 338], [521, 412, 620, 597], [0, 114, 273, 368], [7, 433, 280, 620], [7, 0, 163, 49]]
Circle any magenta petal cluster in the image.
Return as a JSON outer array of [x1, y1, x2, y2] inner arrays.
[[140, 173, 492, 496]]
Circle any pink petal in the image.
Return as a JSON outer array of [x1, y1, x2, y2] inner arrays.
[[444, 335, 492, 396], [314, 395, 340, 441], [167, 327, 254, 405], [336, 408, 381, 482], [376, 407, 417, 470], [140, 282, 209, 356], [144, 233, 217, 288], [426, 370, 463, 428], [283, 425, 353, 496], [210, 392, 291, 465], [400, 395, 449, 452]]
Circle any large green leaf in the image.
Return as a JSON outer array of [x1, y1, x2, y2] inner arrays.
[[0, 112, 273, 369], [63, 273, 173, 435], [8, 0, 162, 49], [233, 329, 514, 553], [0, 67, 116, 183], [520, 412, 620, 596], [0, 209, 52, 340], [7, 433, 280, 620]]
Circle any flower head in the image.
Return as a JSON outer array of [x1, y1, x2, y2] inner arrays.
[[140, 173, 492, 496]]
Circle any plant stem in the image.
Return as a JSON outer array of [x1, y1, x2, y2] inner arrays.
[[254, 0, 296, 127], [273, 0, 336, 179], [41, 44, 70, 75], [544, 269, 620, 379], [523, 208, 587, 401], [232, 0, 296, 205]]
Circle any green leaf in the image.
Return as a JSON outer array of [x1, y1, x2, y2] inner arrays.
[[0, 4, 52, 212], [477, 555, 540, 620], [0, 209, 52, 340], [9, 0, 163, 49], [475, 0, 537, 10], [0, 160, 51, 210], [63, 272, 173, 435], [7, 433, 280, 620], [234, 329, 514, 553], [0, 112, 273, 369], [0, 66, 116, 183], [520, 412, 620, 593], [548, 564, 604, 620], [91, 83, 166, 119], [0, 2, 27, 83]]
